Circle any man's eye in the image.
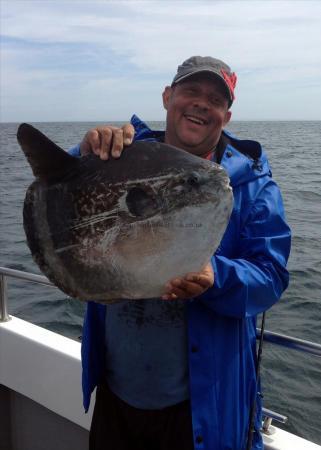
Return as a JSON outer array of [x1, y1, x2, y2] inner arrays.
[[210, 97, 223, 106]]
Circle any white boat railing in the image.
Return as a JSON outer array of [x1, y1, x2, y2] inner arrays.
[[0, 266, 54, 322], [1, 265, 321, 356], [255, 328, 321, 358]]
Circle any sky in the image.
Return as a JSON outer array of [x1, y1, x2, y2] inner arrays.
[[1, 0, 321, 122]]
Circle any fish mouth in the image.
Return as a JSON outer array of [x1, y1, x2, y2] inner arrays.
[[184, 114, 208, 126]]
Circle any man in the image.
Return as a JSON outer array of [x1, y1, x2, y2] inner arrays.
[[69, 56, 291, 450]]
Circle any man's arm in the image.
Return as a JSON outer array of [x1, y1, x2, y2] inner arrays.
[[164, 179, 290, 316], [196, 180, 291, 317]]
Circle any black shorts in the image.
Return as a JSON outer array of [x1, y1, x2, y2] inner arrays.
[[89, 383, 194, 450]]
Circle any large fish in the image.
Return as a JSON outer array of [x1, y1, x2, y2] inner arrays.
[[17, 123, 233, 303]]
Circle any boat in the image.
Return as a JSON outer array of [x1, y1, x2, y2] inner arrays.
[[1, 266, 321, 450]]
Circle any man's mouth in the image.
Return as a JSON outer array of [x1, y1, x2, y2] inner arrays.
[[184, 114, 208, 126]]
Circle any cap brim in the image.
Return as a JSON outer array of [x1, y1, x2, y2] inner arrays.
[[172, 69, 233, 105]]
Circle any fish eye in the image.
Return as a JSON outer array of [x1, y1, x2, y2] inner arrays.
[[126, 187, 158, 217], [186, 172, 200, 187]]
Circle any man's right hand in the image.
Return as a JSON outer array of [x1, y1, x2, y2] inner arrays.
[[79, 123, 135, 160]]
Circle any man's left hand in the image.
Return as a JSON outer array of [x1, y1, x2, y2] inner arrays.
[[162, 262, 214, 300]]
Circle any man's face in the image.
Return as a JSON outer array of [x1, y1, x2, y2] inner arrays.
[[162, 73, 232, 157]]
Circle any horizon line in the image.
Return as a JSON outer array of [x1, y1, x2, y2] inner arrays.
[[1, 119, 321, 124]]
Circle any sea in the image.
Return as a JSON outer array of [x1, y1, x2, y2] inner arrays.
[[0, 120, 320, 445]]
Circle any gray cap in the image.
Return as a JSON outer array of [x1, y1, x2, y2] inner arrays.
[[171, 56, 237, 106]]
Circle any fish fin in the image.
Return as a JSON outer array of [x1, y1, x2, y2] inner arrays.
[[17, 123, 78, 181]]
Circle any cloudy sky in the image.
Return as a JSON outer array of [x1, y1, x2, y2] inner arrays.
[[1, 0, 321, 122]]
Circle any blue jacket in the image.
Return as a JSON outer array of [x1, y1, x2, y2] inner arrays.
[[78, 116, 291, 450]]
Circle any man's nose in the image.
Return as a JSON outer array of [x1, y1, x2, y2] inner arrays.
[[192, 95, 210, 111]]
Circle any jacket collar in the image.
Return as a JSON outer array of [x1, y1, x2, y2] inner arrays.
[[218, 130, 271, 187]]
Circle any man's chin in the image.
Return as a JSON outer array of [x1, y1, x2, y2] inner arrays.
[[166, 132, 208, 155], [177, 141, 207, 156], [175, 134, 202, 148]]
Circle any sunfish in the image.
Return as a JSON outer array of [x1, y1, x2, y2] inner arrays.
[[17, 123, 233, 303]]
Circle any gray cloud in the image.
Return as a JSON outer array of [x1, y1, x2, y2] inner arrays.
[[1, 0, 321, 121]]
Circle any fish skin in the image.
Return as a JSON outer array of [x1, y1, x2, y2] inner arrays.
[[18, 123, 233, 303]]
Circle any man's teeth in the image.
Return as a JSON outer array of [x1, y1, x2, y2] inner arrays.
[[185, 115, 205, 125]]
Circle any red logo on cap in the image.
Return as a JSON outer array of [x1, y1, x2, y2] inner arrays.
[[221, 70, 237, 100]]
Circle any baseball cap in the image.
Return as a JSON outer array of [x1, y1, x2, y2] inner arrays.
[[171, 56, 237, 107]]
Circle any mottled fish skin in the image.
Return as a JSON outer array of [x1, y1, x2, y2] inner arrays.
[[18, 124, 233, 303]]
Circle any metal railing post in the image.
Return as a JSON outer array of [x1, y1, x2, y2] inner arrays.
[[0, 274, 10, 322]]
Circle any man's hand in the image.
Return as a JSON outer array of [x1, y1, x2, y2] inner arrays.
[[80, 123, 135, 160], [162, 262, 214, 301]]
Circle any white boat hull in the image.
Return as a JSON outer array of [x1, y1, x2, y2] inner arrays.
[[0, 316, 320, 449]]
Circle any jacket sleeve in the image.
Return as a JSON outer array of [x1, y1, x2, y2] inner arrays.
[[197, 179, 291, 318]]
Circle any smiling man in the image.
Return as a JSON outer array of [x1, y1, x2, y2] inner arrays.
[[163, 60, 232, 158], [70, 56, 291, 450]]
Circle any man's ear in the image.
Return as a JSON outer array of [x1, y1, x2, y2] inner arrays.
[[162, 86, 172, 110], [224, 110, 232, 127]]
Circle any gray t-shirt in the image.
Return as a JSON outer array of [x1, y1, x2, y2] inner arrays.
[[104, 298, 189, 409]]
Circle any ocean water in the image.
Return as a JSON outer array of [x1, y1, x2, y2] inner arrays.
[[0, 120, 320, 444]]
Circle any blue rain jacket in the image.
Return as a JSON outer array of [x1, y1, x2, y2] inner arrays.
[[78, 116, 291, 450]]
